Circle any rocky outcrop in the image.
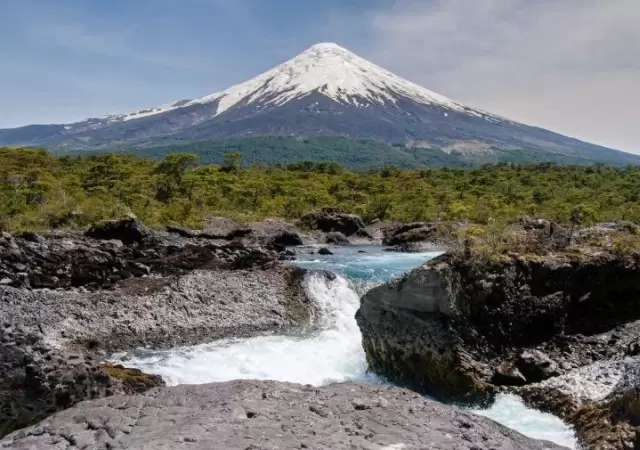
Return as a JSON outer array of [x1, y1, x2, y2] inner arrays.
[[520, 355, 640, 448], [325, 231, 350, 245], [299, 207, 365, 236], [0, 224, 295, 290], [0, 263, 322, 437], [85, 217, 152, 245], [0, 324, 166, 439], [573, 385, 640, 449], [382, 222, 439, 246], [1, 266, 320, 352], [225, 219, 305, 248], [0, 220, 326, 438], [0, 380, 568, 450], [178, 216, 371, 248], [356, 250, 640, 416]]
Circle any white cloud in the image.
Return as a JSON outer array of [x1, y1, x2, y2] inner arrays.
[[361, 0, 640, 153]]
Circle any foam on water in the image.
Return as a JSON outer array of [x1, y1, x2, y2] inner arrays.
[[114, 273, 373, 386], [472, 394, 578, 448], [112, 246, 577, 448]]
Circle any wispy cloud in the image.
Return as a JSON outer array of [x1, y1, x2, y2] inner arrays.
[[22, 7, 215, 72], [361, 0, 640, 152]]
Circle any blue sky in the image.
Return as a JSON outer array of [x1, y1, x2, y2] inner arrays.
[[1, 0, 639, 153]]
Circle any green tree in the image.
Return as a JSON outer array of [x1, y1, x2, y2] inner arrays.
[[154, 153, 198, 203], [222, 152, 243, 172]]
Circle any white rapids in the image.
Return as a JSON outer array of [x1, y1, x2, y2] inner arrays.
[[113, 274, 372, 387], [111, 248, 578, 448]]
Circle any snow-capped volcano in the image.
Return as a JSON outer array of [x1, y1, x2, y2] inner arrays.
[[187, 42, 471, 116], [1, 42, 638, 167], [105, 42, 491, 124]]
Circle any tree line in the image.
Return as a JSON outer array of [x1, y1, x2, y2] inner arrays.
[[1, 147, 639, 232]]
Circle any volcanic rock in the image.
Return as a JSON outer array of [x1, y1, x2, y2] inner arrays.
[[85, 217, 151, 245], [299, 208, 365, 236], [356, 250, 640, 410], [0, 219, 328, 438], [0, 380, 569, 450], [382, 222, 439, 246]]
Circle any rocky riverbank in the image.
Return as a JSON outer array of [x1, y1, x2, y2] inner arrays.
[[0, 217, 331, 437], [356, 237, 640, 448], [0, 380, 569, 449]]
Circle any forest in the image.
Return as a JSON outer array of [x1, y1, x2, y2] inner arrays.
[[98, 136, 601, 169], [1, 147, 639, 232]]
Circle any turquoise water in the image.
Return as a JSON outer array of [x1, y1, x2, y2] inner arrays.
[[294, 245, 442, 288], [114, 245, 577, 448]]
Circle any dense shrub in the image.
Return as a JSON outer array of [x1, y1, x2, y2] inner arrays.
[[1, 148, 639, 232]]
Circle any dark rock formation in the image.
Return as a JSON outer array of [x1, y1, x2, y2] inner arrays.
[[269, 230, 304, 248], [516, 350, 560, 383], [325, 231, 350, 245], [0, 380, 568, 450], [0, 325, 166, 439], [492, 364, 527, 386], [0, 224, 294, 290], [0, 219, 326, 438], [299, 207, 365, 236], [382, 222, 439, 246], [85, 217, 151, 245], [356, 250, 640, 410], [203, 216, 239, 236], [572, 385, 640, 449], [318, 247, 334, 256], [101, 364, 167, 395], [165, 225, 227, 240], [519, 218, 570, 250], [224, 219, 305, 249]]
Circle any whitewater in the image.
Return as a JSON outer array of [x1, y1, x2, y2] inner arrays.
[[112, 246, 578, 448]]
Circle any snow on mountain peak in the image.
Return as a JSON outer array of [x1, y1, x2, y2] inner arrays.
[[306, 42, 346, 51], [187, 42, 468, 116], [100, 42, 493, 125]]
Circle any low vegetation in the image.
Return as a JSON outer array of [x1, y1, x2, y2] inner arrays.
[[450, 219, 640, 262], [2, 147, 640, 235]]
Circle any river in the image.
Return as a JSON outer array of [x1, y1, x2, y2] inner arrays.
[[112, 246, 578, 448]]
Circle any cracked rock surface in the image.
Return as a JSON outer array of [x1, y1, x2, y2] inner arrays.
[[0, 380, 568, 450]]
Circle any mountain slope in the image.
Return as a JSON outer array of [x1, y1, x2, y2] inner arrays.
[[1, 42, 638, 166]]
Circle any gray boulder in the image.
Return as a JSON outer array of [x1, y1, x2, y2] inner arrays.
[[382, 222, 439, 246], [224, 219, 305, 248], [0, 265, 326, 437], [325, 231, 350, 245], [299, 208, 365, 236], [0, 380, 568, 450], [0, 265, 323, 354], [517, 350, 560, 382]]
